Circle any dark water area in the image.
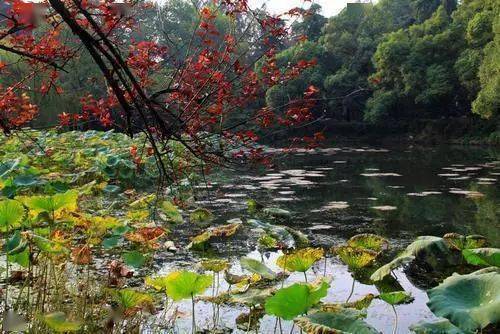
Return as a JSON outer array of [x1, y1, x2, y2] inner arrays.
[[159, 144, 500, 333]]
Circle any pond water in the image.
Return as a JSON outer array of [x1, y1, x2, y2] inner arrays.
[[156, 144, 500, 333]]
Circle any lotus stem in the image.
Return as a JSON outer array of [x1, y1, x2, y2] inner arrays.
[[278, 317, 283, 334], [323, 256, 327, 277], [303, 271, 308, 283], [345, 276, 355, 303], [391, 304, 398, 334], [246, 307, 252, 333], [191, 294, 196, 334]]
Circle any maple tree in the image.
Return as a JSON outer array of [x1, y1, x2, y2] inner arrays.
[[0, 0, 322, 182]]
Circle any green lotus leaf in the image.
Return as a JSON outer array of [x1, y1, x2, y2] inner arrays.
[[108, 288, 154, 310], [258, 234, 278, 249], [294, 311, 379, 334], [409, 318, 465, 334], [277, 248, 324, 272], [333, 246, 378, 270], [8, 247, 30, 267], [0, 199, 24, 232], [20, 190, 78, 215], [4, 230, 27, 255], [145, 276, 170, 292], [13, 174, 39, 187], [0, 159, 21, 179], [462, 248, 500, 267], [443, 233, 488, 251], [247, 198, 264, 213], [122, 250, 146, 268], [426, 269, 500, 332], [200, 259, 230, 272], [31, 234, 68, 254], [163, 271, 212, 301], [240, 257, 277, 280], [348, 233, 389, 254], [370, 255, 415, 282], [248, 219, 295, 249], [189, 208, 213, 224], [264, 279, 330, 320], [379, 291, 413, 305], [187, 231, 211, 250], [160, 201, 184, 224], [42, 312, 82, 332], [129, 194, 156, 209]]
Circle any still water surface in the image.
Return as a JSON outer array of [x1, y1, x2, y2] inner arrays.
[[158, 144, 500, 333]]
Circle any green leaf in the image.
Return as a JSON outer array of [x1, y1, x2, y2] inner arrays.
[[229, 288, 275, 307], [189, 208, 213, 224], [370, 255, 415, 282], [163, 271, 212, 301], [443, 233, 488, 250], [123, 250, 145, 268], [240, 257, 277, 280], [13, 174, 39, 187], [409, 318, 465, 334], [102, 236, 120, 249], [348, 233, 389, 254], [8, 247, 30, 267], [379, 291, 413, 305], [4, 231, 27, 255], [42, 312, 82, 332], [426, 268, 500, 332], [31, 234, 68, 254], [160, 201, 184, 224], [264, 280, 330, 320], [295, 312, 379, 334], [0, 199, 24, 232], [333, 246, 378, 270], [263, 207, 291, 219], [20, 190, 78, 215], [109, 288, 153, 310], [462, 248, 500, 267], [276, 247, 324, 272]]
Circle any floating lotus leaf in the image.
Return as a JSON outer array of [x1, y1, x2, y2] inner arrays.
[[258, 234, 278, 249], [409, 318, 465, 334], [0, 199, 24, 232], [443, 233, 488, 250], [160, 200, 184, 224], [277, 248, 324, 272], [187, 222, 241, 250], [19, 190, 78, 215], [224, 270, 259, 285], [240, 257, 277, 280], [122, 250, 146, 268], [294, 311, 379, 334], [230, 287, 275, 306], [189, 208, 214, 223], [187, 231, 211, 250], [348, 233, 389, 254], [162, 271, 212, 301], [248, 219, 295, 249], [42, 312, 82, 332], [426, 268, 500, 332], [145, 276, 170, 292], [264, 279, 330, 320], [201, 259, 230, 272], [379, 291, 413, 305], [235, 307, 265, 331], [333, 246, 377, 270], [462, 248, 500, 267]]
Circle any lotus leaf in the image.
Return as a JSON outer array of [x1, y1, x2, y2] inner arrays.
[[294, 311, 379, 334], [240, 257, 277, 280], [409, 318, 465, 334], [42, 312, 82, 332], [370, 255, 415, 281], [20, 190, 78, 215], [277, 247, 324, 272], [160, 201, 184, 224], [333, 246, 377, 270], [163, 271, 212, 301], [201, 259, 230, 272], [426, 269, 500, 332], [123, 250, 146, 268], [258, 234, 278, 249], [462, 248, 500, 267], [230, 287, 275, 306], [443, 233, 488, 250], [109, 288, 154, 310], [322, 294, 376, 312], [0, 199, 24, 232], [348, 233, 389, 254], [264, 280, 330, 320], [263, 207, 291, 219], [189, 208, 213, 223], [379, 291, 413, 305]]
